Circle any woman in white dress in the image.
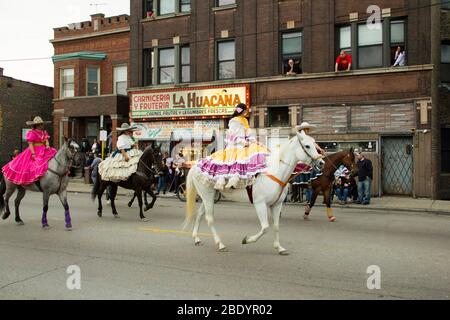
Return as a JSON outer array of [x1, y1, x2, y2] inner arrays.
[[98, 123, 143, 182]]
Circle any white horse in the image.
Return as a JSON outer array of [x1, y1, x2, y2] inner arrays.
[[184, 130, 325, 255]]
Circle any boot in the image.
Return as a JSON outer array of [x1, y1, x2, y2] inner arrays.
[[214, 176, 226, 191], [225, 176, 240, 189]]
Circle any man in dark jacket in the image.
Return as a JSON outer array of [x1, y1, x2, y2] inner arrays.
[[356, 152, 373, 205]]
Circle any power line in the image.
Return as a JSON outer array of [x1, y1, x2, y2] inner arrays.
[[0, 0, 448, 63]]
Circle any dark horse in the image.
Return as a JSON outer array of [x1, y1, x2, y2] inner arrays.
[[303, 148, 358, 222], [92, 146, 163, 222]]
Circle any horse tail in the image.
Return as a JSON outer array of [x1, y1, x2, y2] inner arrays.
[[183, 168, 198, 230], [91, 174, 100, 201], [0, 175, 5, 212]]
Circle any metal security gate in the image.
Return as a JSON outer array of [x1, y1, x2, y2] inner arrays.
[[381, 137, 413, 195]]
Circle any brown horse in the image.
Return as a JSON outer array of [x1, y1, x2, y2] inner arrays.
[[303, 148, 358, 222]]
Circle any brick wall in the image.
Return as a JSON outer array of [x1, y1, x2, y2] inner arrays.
[[0, 76, 53, 167], [131, 0, 433, 87]]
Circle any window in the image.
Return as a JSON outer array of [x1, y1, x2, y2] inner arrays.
[[442, 44, 450, 64], [217, 40, 235, 80], [442, 0, 450, 10], [339, 26, 352, 54], [61, 68, 74, 98], [159, 48, 175, 84], [268, 107, 290, 127], [282, 31, 303, 75], [143, 49, 154, 86], [159, 0, 175, 15], [358, 22, 383, 68], [181, 46, 190, 83], [216, 0, 236, 6], [143, 0, 154, 18], [180, 0, 191, 12], [390, 20, 406, 66], [87, 67, 100, 96], [442, 128, 450, 173], [114, 66, 127, 95]]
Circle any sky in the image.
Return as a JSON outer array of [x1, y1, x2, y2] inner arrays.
[[0, 0, 130, 87]]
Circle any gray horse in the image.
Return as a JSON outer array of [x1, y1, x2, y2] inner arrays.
[[0, 139, 79, 230]]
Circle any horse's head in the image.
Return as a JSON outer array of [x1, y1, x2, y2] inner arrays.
[[151, 144, 164, 175], [140, 143, 164, 176], [62, 138, 80, 162], [296, 131, 325, 170], [342, 147, 358, 177]]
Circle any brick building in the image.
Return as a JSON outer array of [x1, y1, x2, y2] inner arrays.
[[0, 67, 53, 167], [51, 13, 130, 152], [129, 0, 450, 199]]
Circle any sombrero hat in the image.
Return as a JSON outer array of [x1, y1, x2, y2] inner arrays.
[[296, 122, 317, 132], [116, 123, 139, 132], [26, 116, 51, 126]]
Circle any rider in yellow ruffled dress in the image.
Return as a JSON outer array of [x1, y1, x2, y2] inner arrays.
[[197, 104, 270, 190]]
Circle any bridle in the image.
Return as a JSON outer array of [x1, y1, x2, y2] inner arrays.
[[279, 134, 323, 168], [48, 145, 78, 178]]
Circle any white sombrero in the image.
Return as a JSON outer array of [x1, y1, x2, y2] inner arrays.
[[26, 116, 51, 126], [116, 123, 139, 132], [296, 122, 317, 132]]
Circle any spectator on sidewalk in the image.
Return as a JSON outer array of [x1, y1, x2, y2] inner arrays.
[[335, 50, 352, 72], [335, 168, 350, 205], [10, 149, 20, 160], [90, 153, 102, 185], [356, 152, 373, 205]]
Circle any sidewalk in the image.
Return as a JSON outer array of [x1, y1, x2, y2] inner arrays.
[[68, 178, 450, 215]]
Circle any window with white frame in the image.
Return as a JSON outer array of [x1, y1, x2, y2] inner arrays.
[[181, 46, 190, 83], [180, 0, 191, 12], [87, 67, 100, 96], [61, 68, 74, 98], [217, 40, 235, 80], [114, 66, 127, 95], [159, 48, 175, 84], [358, 22, 383, 68]]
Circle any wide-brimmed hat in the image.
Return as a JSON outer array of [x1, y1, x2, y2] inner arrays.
[[116, 123, 139, 132], [26, 116, 51, 126], [296, 122, 317, 132]]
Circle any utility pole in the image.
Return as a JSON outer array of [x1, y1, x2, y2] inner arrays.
[[431, 0, 441, 199]]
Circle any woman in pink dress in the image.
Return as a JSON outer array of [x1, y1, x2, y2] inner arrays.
[[2, 117, 57, 186]]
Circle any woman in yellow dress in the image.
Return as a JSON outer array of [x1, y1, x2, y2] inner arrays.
[[197, 104, 270, 190]]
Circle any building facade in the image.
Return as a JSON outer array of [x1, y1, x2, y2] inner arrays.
[[51, 13, 130, 151], [0, 67, 53, 167], [129, 0, 450, 199]]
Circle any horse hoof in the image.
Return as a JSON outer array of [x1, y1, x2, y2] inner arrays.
[[128, 202, 133, 208], [141, 218, 149, 223], [195, 241, 203, 246], [66, 227, 73, 231], [42, 224, 50, 229], [97, 212, 102, 218], [144, 206, 152, 212], [242, 237, 248, 245], [329, 217, 337, 222], [2, 213, 10, 220], [279, 250, 290, 256], [16, 221, 25, 226], [218, 246, 228, 253], [114, 215, 120, 219], [303, 215, 310, 221]]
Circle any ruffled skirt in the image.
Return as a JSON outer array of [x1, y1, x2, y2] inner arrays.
[[2, 146, 57, 186], [98, 149, 143, 182], [196, 143, 269, 188]]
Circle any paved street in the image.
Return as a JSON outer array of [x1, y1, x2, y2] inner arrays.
[[0, 191, 449, 300]]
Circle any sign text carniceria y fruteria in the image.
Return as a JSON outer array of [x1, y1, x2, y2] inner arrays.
[[130, 85, 249, 119]]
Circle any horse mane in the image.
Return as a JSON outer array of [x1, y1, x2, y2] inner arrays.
[[268, 137, 296, 166]]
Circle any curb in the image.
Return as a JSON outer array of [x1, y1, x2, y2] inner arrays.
[[67, 188, 450, 216]]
